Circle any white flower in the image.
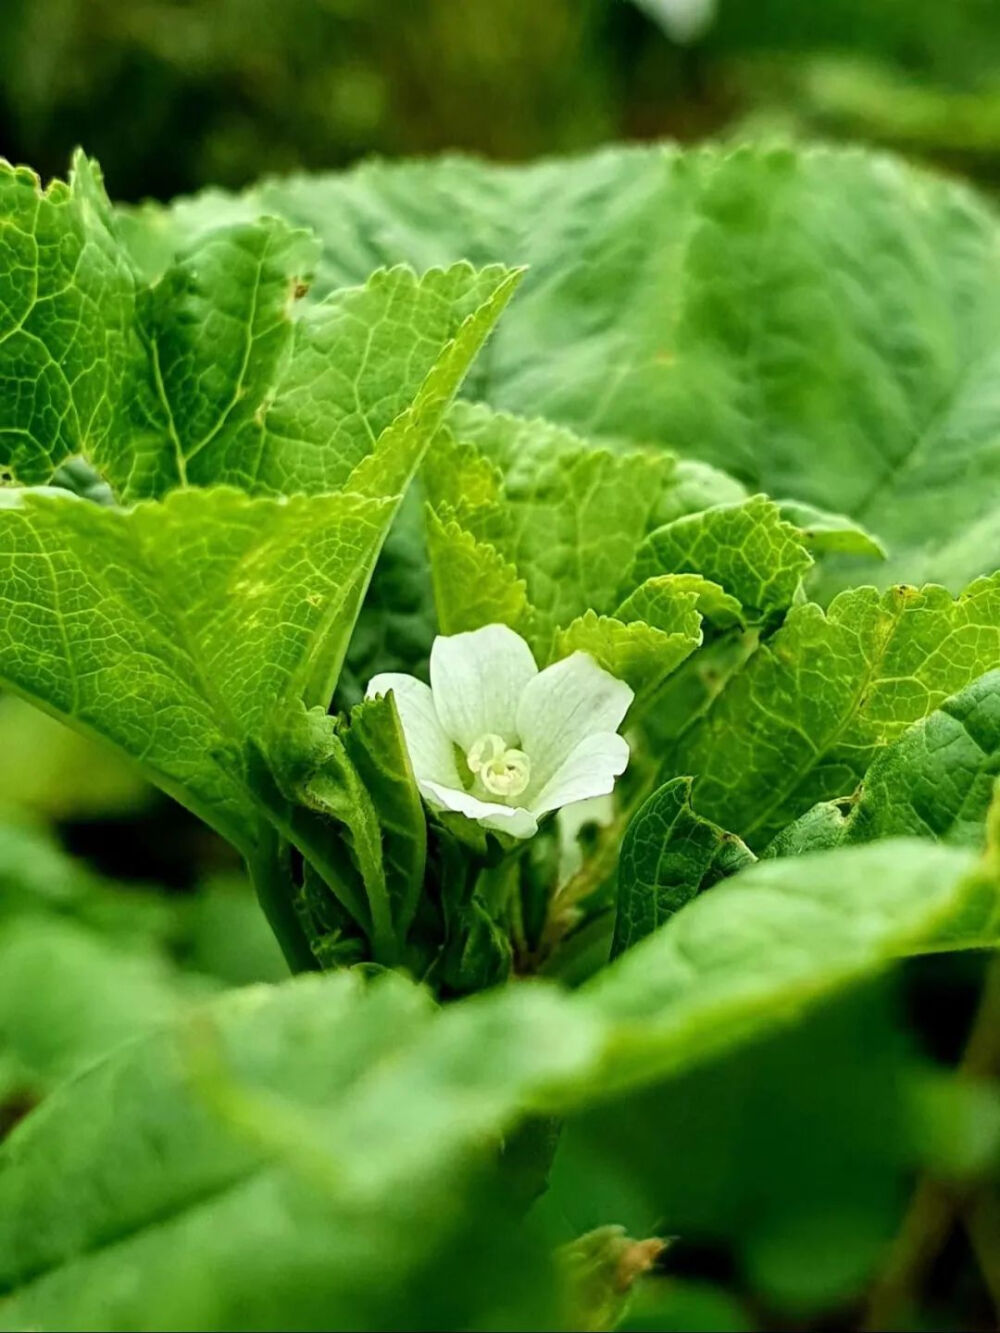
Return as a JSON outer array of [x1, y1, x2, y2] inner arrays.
[[366, 624, 633, 839]]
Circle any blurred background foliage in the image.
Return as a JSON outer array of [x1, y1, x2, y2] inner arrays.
[[1, 0, 1000, 203]]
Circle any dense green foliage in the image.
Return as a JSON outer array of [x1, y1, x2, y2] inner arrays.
[[0, 138, 999, 1331]]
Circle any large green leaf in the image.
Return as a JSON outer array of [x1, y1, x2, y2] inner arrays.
[[664, 574, 1000, 848], [1, 832, 996, 1330], [0, 155, 134, 488], [581, 836, 999, 1093], [0, 486, 393, 857], [0, 973, 582, 1331], [126, 143, 1000, 589]]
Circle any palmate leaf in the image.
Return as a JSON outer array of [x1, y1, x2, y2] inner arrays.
[[1, 831, 997, 1330], [130, 143, 1000, 590], [125, 240, 519, 502], [0, 152, 520, 506], [664, 573, 1000, 849]]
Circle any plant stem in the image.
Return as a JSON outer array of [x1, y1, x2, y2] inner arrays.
[[247, 825, 319, 974], [861, 954, 1000, 1330]]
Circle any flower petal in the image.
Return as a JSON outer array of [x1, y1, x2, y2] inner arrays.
[[528, 732, 630, 817], [517, 651, 633, 796], [421, 778, 538, 839], [429, 624, 538, 749], [365, 673, 460, 787]]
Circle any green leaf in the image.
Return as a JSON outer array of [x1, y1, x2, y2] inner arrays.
[[121, 217, 318, 498], [664, 574, 1000, 848], [554, 607, 701, 697], [0, 486, 396, 857], [629, 496, 813, 619], [0, 150, 520, 501], [425, 506, 530, 636], [615, 573, 744, 631], [438, 403, 673, 632], [0, 915, 207, 1102], [766, 669, 1000, 855], [142, 144, 1000, 590], [581, 836, 998, 1092], [613, 777, 755, 957], [130, 254, 520, 502], [0, 973, 587, 1331], [777, 499, 887, 560], [1, 832, 996, 1329], [0, 154, 134, 488]]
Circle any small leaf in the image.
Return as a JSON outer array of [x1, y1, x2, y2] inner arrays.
[[554, 608, 701, 697], [778, 499, 887, 559], [425, 506, 530, 636], [630, 496, 813, 619], [613, 777, 755, 957], [616, 572, 743, 631]]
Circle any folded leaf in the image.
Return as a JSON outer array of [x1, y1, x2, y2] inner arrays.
[[341, 694, 427, 945], [665, 574, 1000, 848], [766, 669, 1000, 854], [615, 573, 743, 631], [629, 496, 813, 619], [554, 607, 701, 697], [613, 777, 755, 957]]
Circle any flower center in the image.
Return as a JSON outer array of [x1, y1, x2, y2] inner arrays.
[[466, 732, 531, 800]]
